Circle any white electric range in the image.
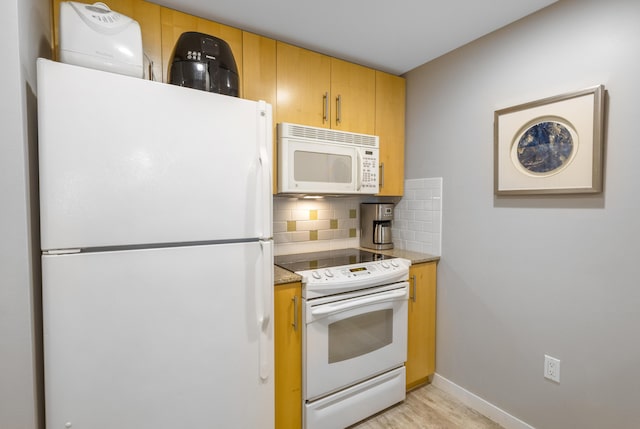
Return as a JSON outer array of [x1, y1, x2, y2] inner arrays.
[[275, 248, 411, 429]]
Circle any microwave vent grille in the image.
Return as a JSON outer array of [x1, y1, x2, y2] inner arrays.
[[284, 123, 378, 148]]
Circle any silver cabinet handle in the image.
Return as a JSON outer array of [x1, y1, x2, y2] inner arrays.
[[410, 275, 417, 302], [323, 92, 329, 123], [379, 162, 385, 189], [336, 94, 342, 124], [292, 295, 299, 331]]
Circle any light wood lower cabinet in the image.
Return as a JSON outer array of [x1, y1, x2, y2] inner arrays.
[[274, 281, 302, 429], [406, 261, 437, 390]]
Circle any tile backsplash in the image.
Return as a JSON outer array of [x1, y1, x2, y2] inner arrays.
[[273, 196, 362, 255], [392, 178, 442, 256], [273, 178, 442, 256]]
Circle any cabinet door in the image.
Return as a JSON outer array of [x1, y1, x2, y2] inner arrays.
[[330, 58, 375, 134], [375, 71, 406, 196], [406, 262, 437, 390], [276, 42, 331, 128], [275, 282, 302, 429], [243, 32, 278, 193], [160, 8, 243, 88], [242, 32, 276, 106]]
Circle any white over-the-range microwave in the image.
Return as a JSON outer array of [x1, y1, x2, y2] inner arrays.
[[277, 122, 380, 195]]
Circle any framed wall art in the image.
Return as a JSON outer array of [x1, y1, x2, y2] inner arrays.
[[494, 85, 605, 195]]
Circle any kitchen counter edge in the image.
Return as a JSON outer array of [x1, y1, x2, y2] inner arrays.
[[361, 248, 440, 265], [273, 249, 439, 285], [274, 265, 303, 285]]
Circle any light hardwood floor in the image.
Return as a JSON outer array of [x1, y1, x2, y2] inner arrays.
[[348, 383, 504, 429]]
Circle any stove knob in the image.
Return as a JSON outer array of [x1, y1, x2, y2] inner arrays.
[[381, 261, 390, 269], [324, 269, 334, 278], [311, 271, 322, 280], [391, 260, 399, 267]]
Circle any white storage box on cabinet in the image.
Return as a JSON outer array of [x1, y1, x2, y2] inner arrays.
[[59, 1, 143, 78]]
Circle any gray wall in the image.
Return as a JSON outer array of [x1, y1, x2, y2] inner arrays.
[[0, 0, 50, 428], [404, 0, 640, 428]]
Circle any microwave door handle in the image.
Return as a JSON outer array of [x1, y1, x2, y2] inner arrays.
[[356, 151, 362, 191]]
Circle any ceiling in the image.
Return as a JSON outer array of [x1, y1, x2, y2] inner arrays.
[[149, 0, 558, 75]]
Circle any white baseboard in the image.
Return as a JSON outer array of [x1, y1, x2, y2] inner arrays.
[[431, 373, 535, 429]]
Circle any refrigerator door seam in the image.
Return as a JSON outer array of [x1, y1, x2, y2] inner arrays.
[[45, 238, 264, 255], [42, 248, 82, 255]]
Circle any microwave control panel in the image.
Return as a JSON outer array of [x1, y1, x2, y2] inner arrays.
[[360, 150, 379, 191]]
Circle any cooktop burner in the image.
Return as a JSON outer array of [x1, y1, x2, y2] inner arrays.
[[274, 248, 392, 272]]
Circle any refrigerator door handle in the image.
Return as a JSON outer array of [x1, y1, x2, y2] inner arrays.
[[257, 101, 273, 240], [258, 240, 273, 381], [259, 145, 271, 238]]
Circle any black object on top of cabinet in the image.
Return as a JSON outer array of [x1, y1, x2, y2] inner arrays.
[[168, 32, 239, 97]]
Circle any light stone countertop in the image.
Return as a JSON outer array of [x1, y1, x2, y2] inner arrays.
[[274, 265, 303, 285], [273, 249, 439, 285]]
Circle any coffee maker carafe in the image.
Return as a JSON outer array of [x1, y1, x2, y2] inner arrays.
[[360, 203, 394, 250]]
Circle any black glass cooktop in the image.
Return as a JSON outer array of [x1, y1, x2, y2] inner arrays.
[[274, 248, 392, 272]]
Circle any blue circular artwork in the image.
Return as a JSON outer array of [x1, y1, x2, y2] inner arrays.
[[516, 121, 574, 174]]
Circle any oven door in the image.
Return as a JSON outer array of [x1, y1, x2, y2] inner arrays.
[[304, 283, 408, 401]]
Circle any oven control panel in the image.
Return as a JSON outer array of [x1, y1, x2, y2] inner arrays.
[[298, 258, 411, 298]]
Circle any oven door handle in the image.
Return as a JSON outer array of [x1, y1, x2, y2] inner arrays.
[[310, 288, 407, 317]]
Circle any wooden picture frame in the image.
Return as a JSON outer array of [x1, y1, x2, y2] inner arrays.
[[494, 85, 605, 195]]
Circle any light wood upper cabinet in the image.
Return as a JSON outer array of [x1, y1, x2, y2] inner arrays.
[[51, 0, 163, 80], [274, 281, 302, 429], [277, 42, 401, 191], [242, 32, 276, 106], [276, 42, 331, 128], [242, 31, 277, 193], [276, 42, 375, 135], [406, 261, 437, 391], [375, 71, 406, 196], [50, 3, 405, 196], [330, 58, 375, 134], [160, 8, 243, 88]]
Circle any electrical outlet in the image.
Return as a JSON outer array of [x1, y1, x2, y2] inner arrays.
[[544, 355, 561, 383]]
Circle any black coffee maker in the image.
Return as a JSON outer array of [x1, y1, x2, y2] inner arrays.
[[168, 32, 239, 96]]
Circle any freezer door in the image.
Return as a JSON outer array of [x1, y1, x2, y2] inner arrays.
[[37, 59, 272, 251], [42, 241, 274, 429]]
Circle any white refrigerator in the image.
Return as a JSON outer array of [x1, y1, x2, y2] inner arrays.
[[37, 58, 274, 429]]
